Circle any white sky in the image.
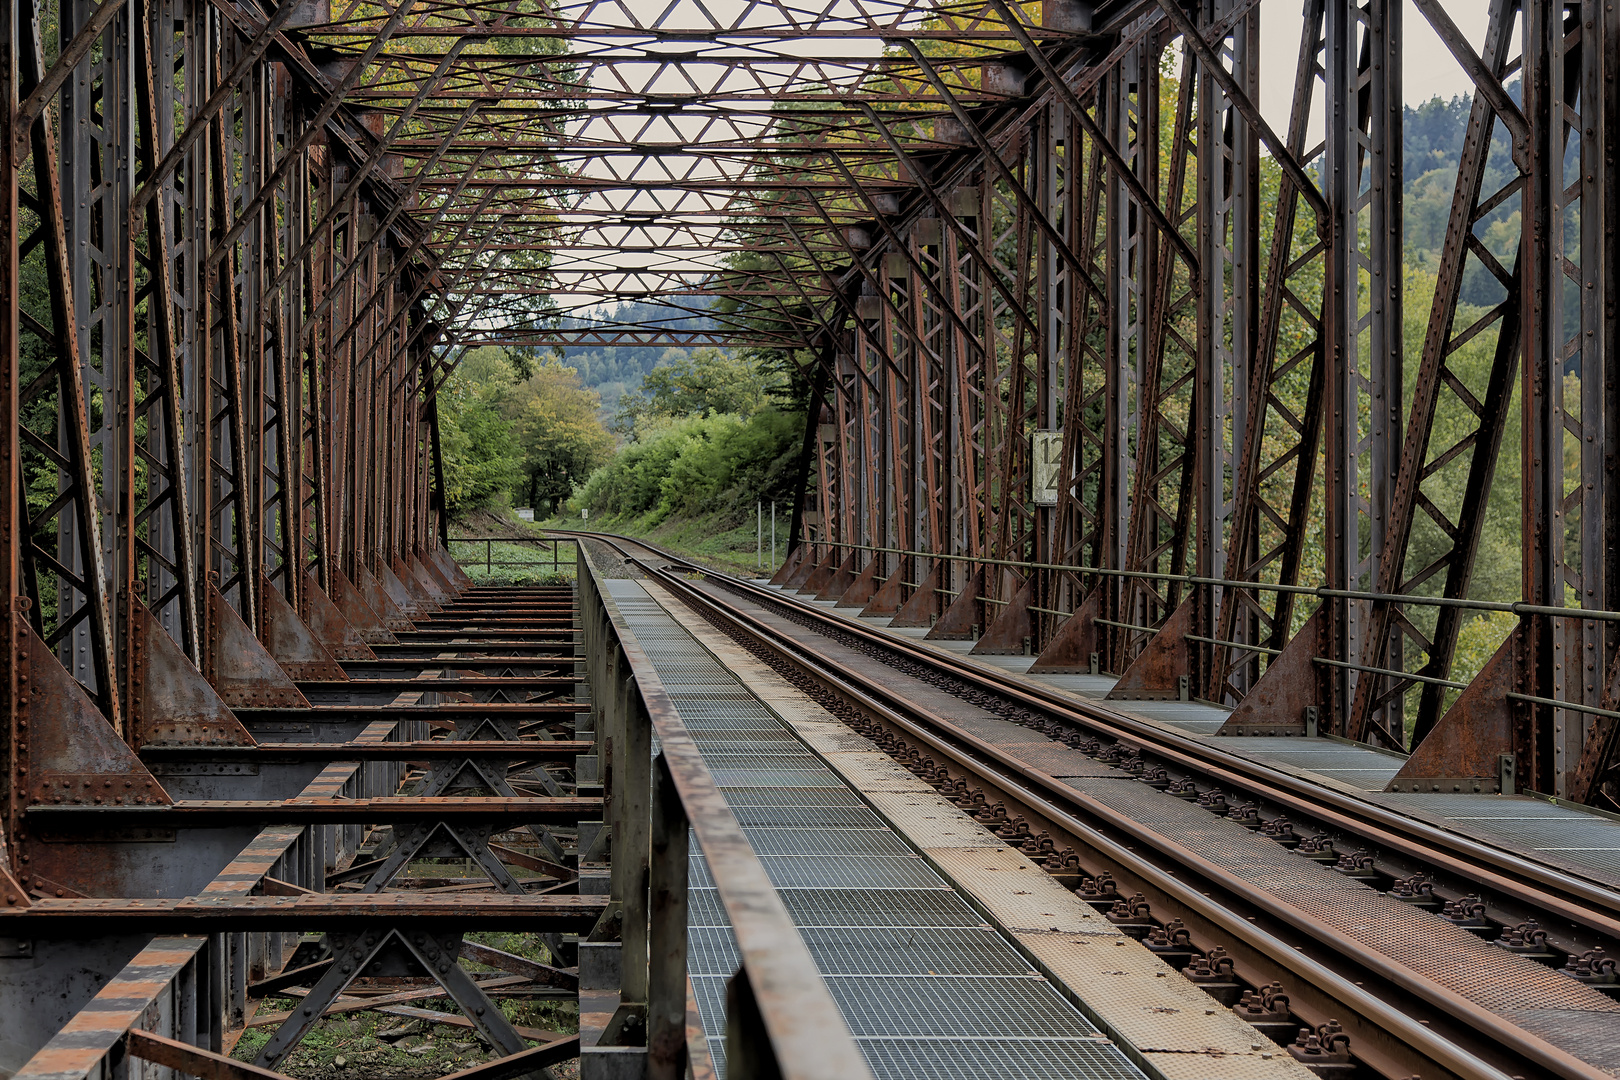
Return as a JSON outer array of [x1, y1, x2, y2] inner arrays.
[[1258, 0, 1493, 136]]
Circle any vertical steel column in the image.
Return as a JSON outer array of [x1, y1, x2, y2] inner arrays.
[[647, 752, 688, 1080], [0, 0, 21, 860], [127, 0, 200, 662], [1193, 0, 1259, 690], [1520, 0, 1567, 795], [1354, 0, 1523, 755], [1321, 0, 1363, 730]]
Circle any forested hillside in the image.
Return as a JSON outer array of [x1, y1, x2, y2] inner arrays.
[[556, 301, 724, 416], [1402, 93, 1517, 306]]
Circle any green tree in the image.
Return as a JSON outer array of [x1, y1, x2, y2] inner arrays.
[[438, 362, 524, 515], [506, 358, 616, 513], [614, 347, 776, 434]]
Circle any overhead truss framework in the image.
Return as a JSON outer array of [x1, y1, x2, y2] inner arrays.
[[0, 0, 1615, 1069]]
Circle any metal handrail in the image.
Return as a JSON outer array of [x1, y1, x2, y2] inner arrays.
[[806, 539, 1620, 622], [447, 535, 575, 575], [577, 545, 873, 1080]]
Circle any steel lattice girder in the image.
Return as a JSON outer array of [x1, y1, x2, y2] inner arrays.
[[0, 0, 1617, 1069]]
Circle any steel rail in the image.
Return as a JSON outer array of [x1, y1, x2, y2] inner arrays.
[[571, 531, 1620, 940], [593, 533, 1618, 1080]]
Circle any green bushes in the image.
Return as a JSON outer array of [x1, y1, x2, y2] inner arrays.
[[439, 383, 525, 514], [575, 408, 802, 525], [439, 348, 614, 516]]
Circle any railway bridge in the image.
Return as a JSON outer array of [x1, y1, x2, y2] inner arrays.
[[0, 0, 1616, 1078]]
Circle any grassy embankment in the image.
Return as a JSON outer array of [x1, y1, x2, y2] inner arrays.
[[448, 508, 776, 580]]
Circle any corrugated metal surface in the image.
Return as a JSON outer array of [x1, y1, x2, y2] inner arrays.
[[1369, 791, 1620, 887]]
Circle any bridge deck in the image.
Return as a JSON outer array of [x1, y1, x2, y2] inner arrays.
[[601, 574, 1310, 1080], [769, 584, 1620, 891]]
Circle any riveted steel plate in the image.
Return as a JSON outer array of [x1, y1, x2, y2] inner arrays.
[[1266, 884, 1620, 1014], [1433, 821, 1620, 848], [1535, 849, 1620, 878], [775, 888, 981, 928], [1308, 768, 1403, 787], [823, 975, 1098, 1037], [858, 1038, 1140, 1080], [798, 926, 1032, 976], [1497, 1009, 1620, 1071], [1240, 748, 1405, 770], [740, 827, 913, 857], [1366, 792, 1577, 816]]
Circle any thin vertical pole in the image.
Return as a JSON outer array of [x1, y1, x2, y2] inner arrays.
[[757, 501, 762, 569], [771, 503, 776, 567]]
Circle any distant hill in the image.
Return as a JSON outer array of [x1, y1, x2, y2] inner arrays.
[[1402, 90, 1519, 310], [558, 301, 727, 417]]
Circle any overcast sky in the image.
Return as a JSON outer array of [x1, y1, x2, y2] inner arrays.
[[1256, 1, 1494, 134]]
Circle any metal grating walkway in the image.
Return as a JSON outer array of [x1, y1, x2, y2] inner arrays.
[[604, 579, 1147, 1080]]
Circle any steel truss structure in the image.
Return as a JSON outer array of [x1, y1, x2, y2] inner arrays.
[[0, 0, 1613, 1070]]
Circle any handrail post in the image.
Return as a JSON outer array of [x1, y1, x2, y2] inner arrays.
[[725, 969, 777, 1080], [618, 679, 653, 1010], [647, 751, 689, 1080]]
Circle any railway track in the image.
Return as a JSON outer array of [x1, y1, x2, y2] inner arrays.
[[575, 531, 1620, 1080]]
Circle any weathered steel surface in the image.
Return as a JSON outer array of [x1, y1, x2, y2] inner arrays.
[[325, 568, 401, 645], [1107, 598, 1194, 701], [1216, 609, 1328, 736], [257, 573, 349, 682], [129, 592, 258, 749], [1028, 584, 1104, 674], [299, 572, 380, 661], [2, 0, 1620, 1067], [204, 584, 310, 711]]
